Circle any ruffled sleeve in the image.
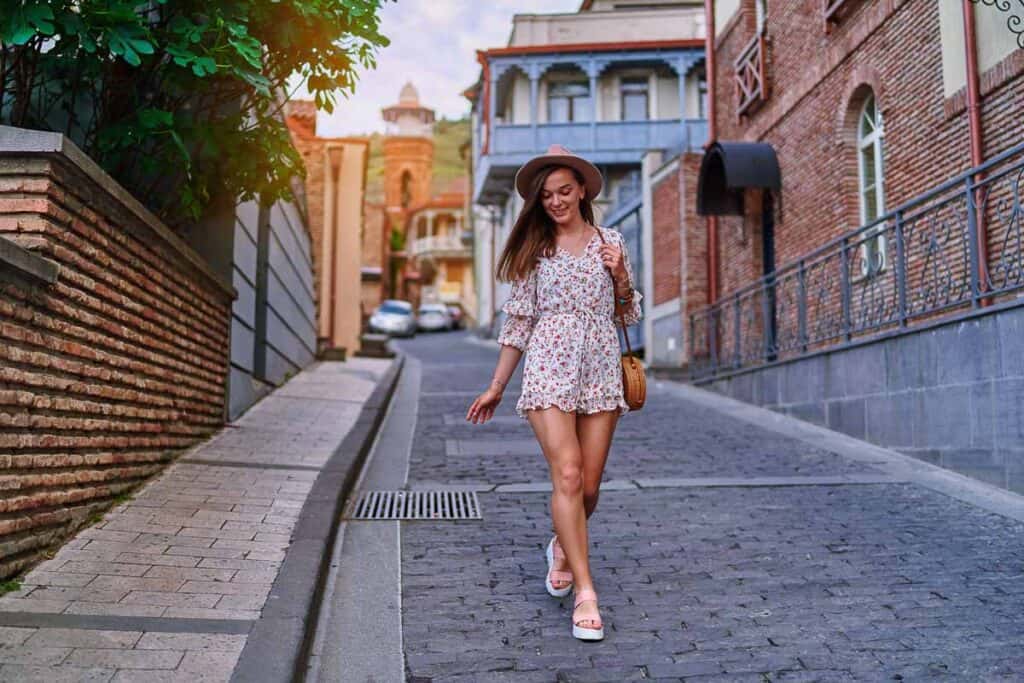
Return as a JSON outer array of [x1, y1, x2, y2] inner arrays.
[[616, 231, 643, 326], [496, 267, 538, 352]]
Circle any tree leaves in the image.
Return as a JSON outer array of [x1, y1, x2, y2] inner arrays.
[[1, 0, 393, 229], [2, 3, 56, 45], [106, 25, 155, 66]]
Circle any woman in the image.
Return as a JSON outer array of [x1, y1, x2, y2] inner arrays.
[[465, 145, 643, 641]]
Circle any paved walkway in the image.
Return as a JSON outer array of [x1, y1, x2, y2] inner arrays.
[[0, 357, 392, 682], [384, 331, 1024, 682]]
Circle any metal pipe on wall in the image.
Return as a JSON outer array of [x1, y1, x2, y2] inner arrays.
[[961, 0, 990, 306], [704, 0, 719, 305]]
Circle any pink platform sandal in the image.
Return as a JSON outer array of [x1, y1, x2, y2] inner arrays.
[[545, 535, 573, 597], [571, 588, 604, 641]]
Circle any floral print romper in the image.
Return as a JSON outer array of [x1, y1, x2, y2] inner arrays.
[[497, 225, 643, 419]]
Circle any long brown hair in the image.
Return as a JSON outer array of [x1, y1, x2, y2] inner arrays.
[[496, 166, 596, 282]]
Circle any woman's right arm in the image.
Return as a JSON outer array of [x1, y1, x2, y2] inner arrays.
[[494, 267, 539, 351], [467, 270, 538, 424], [491, 344, 523, 391]]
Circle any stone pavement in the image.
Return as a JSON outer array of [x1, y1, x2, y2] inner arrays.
[[0, 357, 394, 682], [392, 331, 1024, 682]]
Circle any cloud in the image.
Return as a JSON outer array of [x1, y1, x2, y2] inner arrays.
[[311, 0, 580, 137]]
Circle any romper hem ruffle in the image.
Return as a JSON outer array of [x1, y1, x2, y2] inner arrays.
[[514, 395, 630, 420]]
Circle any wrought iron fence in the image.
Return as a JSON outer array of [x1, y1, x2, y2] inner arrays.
[[689, 139, 1024, 379]]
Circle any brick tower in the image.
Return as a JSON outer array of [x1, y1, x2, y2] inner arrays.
[[382, 82, 435, 222]]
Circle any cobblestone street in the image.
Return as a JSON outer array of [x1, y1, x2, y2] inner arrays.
[[393, 331, 1024, 682]]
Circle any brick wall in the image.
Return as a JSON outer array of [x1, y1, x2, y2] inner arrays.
[[652, 165, 681, 307], [679, 153, 708, 323], [0, 134, 234, 579], [361, 201, 389, 320], [382, 137, 434, 212], [649, 152, 708, 366], [711, 0, 1024, 302], [285, 104, 327, 330]]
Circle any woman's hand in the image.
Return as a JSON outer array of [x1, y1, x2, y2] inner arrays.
[[466, 385, 503, 424], [598, 243, 628, 283]]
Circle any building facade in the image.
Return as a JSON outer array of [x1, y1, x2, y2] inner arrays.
[[467, 0, 709, 350], [382, 84, 473, 314], [285, 101, 370, 359], [405, 179, 473, 310], [689, 0, 1024, 491]]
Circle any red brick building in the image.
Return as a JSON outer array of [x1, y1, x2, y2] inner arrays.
[[686, 0, 1023, 368], [682, 0, 1024, 491], [705, 0, 1019, 294]]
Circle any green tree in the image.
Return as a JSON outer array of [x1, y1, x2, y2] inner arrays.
[[1, 1, 391, 228]]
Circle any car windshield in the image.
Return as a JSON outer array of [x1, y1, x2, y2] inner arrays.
[[379, 302, 410, 315], [419, 305, 447, 314]]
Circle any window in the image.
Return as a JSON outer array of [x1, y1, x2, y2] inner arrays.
[[824, 0, 866, 33], [856, 94, 886, 277], [400, 171, 412, 209], [698, 77, 707, 119], [621, 77, 649, 120], [548, 81, 590, 123]]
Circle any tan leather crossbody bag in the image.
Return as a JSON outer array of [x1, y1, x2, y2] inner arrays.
[[595, 229, 646, 411]]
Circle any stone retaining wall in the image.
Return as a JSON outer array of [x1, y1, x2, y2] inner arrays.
[[699, 302, 1024, 494]]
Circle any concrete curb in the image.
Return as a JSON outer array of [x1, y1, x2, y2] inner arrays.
[[463, 333, 500, 350], [230, 353, 406, 683]]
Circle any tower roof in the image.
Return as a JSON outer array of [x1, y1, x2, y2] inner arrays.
[[382, 81, 435, 127], [399, 82, 420, 106]]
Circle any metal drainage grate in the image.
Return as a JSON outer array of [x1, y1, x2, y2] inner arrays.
[[343, 489, 482, 520]]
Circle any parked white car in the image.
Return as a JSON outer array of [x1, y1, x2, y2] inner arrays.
[[417, 303, 452, 332], [368, 300, 417, 337]]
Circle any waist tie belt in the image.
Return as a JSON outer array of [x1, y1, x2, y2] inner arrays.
[[538, 309, 612, 324]]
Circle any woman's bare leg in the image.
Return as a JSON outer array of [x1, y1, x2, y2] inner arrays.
[[575, 410, 619, 519], [526, 407, 600, 629]]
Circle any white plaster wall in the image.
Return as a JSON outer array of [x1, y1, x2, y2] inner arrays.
[[657, 74, 681, 119], [938, 1, 1021, 98], [512, 74, 531, 124], [510, 7, 704, 45]]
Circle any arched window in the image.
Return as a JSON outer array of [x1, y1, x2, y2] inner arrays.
[[400, 170, 412, 209], [856, 93, 886, 276]]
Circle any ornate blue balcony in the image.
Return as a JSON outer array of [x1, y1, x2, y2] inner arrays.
[[472, 46, 706, 205], [476, 119, 707, 204]]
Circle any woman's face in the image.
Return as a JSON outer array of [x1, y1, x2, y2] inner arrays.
[[539, 168, 585, 226]]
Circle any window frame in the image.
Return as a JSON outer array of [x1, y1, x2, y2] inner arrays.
[[620, 76, 650, 121], [697, 77, 708, 120], [855, 94, 887, 279], [547, 80, 591, 123]]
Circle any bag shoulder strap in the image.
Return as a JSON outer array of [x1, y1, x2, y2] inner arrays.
[[593, 226, 635, 359]]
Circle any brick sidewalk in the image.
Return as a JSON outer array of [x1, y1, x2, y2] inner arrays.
[[0, 357, 393, 682]]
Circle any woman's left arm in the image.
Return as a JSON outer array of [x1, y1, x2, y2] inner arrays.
[[613, 233, 643, 325]]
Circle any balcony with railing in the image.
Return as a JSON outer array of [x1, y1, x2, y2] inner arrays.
[[689, 140, 1024, 380], [408, 234, 472, 259], [734, 32, 767, 118], [473, 46, 706, 204]]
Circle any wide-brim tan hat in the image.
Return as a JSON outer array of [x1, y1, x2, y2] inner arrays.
[[514, 144, 603, 200]]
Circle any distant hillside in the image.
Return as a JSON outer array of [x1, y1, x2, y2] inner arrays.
[[431, 118, 471, 194], [364, 117, 470, 205]]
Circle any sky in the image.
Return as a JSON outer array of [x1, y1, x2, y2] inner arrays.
[[290, 0, 582, 137]]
